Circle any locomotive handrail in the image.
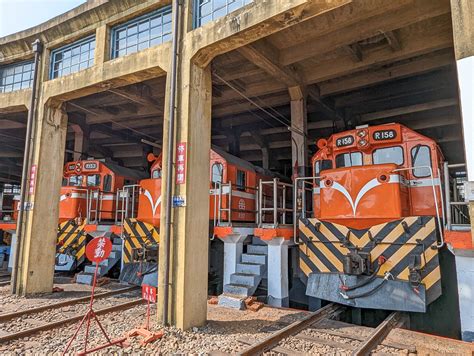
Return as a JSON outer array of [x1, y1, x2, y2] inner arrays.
[[392, 166, 444, 248], [116, 184, 140, 226], [293, 176, 321, 244], [258, 178, 293, 228], [213, 181, 259, 227]]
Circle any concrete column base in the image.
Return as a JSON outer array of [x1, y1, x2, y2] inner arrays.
[[218, 232, 249, 286], [264, 237, 290, 308], [7, 232, 16, 272], [455, 251, 474, 341]]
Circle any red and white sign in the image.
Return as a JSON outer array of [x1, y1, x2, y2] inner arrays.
[[85, 237, 112, 263], [29, 165, 37, 195], [142, 284, 157, 303], [175, 142, 187, 185]]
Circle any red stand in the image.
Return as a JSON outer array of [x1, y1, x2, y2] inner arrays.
[[63, 263, 127, 355], [128, 285, 163, 345]]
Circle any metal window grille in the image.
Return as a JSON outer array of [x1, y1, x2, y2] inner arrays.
[[194, 0, 253, 28], [50, 35, 95, 79], [111, 6, 172, 59], [0, 60, 34, 93]]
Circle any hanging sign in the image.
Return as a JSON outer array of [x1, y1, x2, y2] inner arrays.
[[85, 236, 112, 263], [29, 165, 37, 195], [175, 142, 187, 185]]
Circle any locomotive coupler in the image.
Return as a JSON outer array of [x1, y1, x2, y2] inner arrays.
[[343, 250, 372, 276]]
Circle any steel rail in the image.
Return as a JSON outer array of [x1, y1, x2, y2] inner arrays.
[[352, 312, 406, 356], [0, 286, 138, 322], [0, 298, 144, 343], [237, 303, 342, 356]]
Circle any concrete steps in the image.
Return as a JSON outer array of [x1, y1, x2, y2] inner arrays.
[[219, 244, 268, 309], [76, 237, 122, 285]]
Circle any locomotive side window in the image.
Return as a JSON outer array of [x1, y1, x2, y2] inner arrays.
[[236, 170, 246, 191], [152, 169, 161, 179], [69, 175, 83, 186], [335, 152, 362, 168], [314, 160, 332, 184], [103, 175, 112, 192], [86, 174, 101, 187], [411, 145, 432, 178], [372, 146, 404, 165], [211, 163, 223, 184]]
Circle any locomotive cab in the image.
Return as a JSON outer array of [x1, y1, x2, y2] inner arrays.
[[60, 160, 145, 223]]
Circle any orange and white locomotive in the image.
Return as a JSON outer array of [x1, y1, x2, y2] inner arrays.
[[120, 146, 275, 285], [297, 123, 446, 313], [56, 160, 146, 271]]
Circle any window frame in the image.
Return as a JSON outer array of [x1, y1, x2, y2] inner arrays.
[[211, 163, 224, 184], [50, 35, 96, 79], [0, 60, 34, 93], [193, 0, 253, 28], [372, 145, 404, 166], [335, 152, 363, 168], [236, 170, 246, 191], [110, 5, 172, 59], [411, 144, 433, 178], [103, 174, 113, 192], [86, 174, 101, 188]]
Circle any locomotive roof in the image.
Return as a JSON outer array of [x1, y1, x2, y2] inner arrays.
[[99, 160, 148, 180], [211, 145, 282, 178]]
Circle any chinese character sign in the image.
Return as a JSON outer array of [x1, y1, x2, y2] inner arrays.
[[142, 284, 157, 303], [175, 142, 187, 185], [85, 237, 113, 263], [29, 165, 37, 195]]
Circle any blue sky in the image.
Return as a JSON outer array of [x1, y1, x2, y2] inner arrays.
[[0, 0, 87, 37]]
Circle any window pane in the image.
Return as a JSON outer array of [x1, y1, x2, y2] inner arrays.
[[212, 163, 223, 183], [50, 36, 95, 79], [87, 174, 101, 187], [236, 170, 246, 191], [335, 152, 363, 168], [412, 145, 431, 178], [373, 146, 404, 165], [195, 0, 253, 28], [112, 6, 172, 58], [152, 170, 161, 179], [0, 60, 34, 92]]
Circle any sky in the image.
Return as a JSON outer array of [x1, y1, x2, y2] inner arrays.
[[0, 0, 87, 37]]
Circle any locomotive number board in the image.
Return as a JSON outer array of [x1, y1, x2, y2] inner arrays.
[[335, 135, 355, 148], [368, 126, 402, 143], [83, 162, 98, 170]]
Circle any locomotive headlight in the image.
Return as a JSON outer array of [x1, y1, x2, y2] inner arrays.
[[359, 139, 368, 146], [357, 130, 367, 138]]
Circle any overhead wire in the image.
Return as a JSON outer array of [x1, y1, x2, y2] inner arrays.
[[213, 72, 297, 131]]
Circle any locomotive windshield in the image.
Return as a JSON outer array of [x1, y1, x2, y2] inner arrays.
[[86, 174, 101, 187], [67, 175, 83, 187], [335, 152, 363, 168], [372, 146, 404, 165]]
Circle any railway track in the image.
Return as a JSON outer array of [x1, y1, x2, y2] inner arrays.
[[237, 304, 412, 356], [0, 286, 144, 343]]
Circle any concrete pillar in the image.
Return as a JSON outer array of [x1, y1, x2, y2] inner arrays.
[[71, 123, 89, 161], [15, 101, 68, 295], [218, 232, 249, 285], [157, 60, 212, 329], [450, 0, 474, 341], [265, 237, 290, 307], [289, 86, 308, 177], [94, 25, 109, 64], [261, 147, 270, 170]]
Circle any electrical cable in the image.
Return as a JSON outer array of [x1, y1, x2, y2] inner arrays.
[[214, 72, 297, 131]]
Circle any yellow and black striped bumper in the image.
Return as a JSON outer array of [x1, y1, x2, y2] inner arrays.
[[299, 216, 442, 312], [57, 219, 87, 265], [122, 218, 159, 264]]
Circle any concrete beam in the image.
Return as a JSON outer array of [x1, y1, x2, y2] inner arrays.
[[360, 98, 457, 122]]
